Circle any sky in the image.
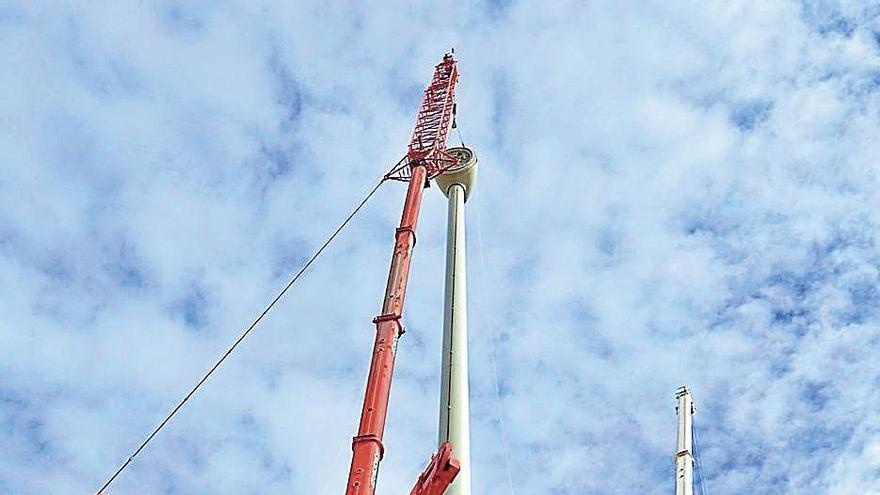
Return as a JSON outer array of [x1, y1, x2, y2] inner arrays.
[[2, 0, 880, 494]]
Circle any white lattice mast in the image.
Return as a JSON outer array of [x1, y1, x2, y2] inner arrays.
[[435, 147, 478, 495], [675, 386, 696, 495]]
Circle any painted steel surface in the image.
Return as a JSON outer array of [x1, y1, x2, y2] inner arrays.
[[438, 183, 473, 495], [408, 442, 461, 495], [675, 386, 695, 495]]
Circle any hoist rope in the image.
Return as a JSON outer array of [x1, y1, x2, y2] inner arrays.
[[692, 418, 710, 495], [473, 191, 515, 495], [94, 177, 387, 495]]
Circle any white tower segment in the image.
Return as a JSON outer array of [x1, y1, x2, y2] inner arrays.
[[675, 386, 696, 495], [435, 147, 477, 495]]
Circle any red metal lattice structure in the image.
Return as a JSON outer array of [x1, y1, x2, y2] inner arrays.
[[385, 54, 460, 183], [345, 53, 461, 495]]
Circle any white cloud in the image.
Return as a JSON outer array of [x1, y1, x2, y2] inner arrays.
[[3, 1, 880, 494]]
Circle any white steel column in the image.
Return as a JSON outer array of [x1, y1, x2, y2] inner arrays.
[[675, 386, 695, 495], [438, 182, 471, 495]]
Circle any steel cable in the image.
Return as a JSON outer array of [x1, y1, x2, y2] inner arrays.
[[474, 191, 515, 495], [692, 419, 711, 495], [95, 177, 387, 494]]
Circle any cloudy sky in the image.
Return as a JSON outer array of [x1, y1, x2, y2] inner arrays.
[[3, 1, 880, 494]]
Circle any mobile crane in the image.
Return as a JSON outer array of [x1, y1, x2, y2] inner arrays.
[[344, 53, 463, 495]]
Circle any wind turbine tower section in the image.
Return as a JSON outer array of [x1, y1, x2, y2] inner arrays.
[[675, 386, 695, 495], [435, 147, 478, 495]]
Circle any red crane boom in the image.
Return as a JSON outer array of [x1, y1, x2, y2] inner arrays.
[[344, 53, 461, 495]]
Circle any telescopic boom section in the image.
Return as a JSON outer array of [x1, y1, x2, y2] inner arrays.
[[344, 54, 460, 495]]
